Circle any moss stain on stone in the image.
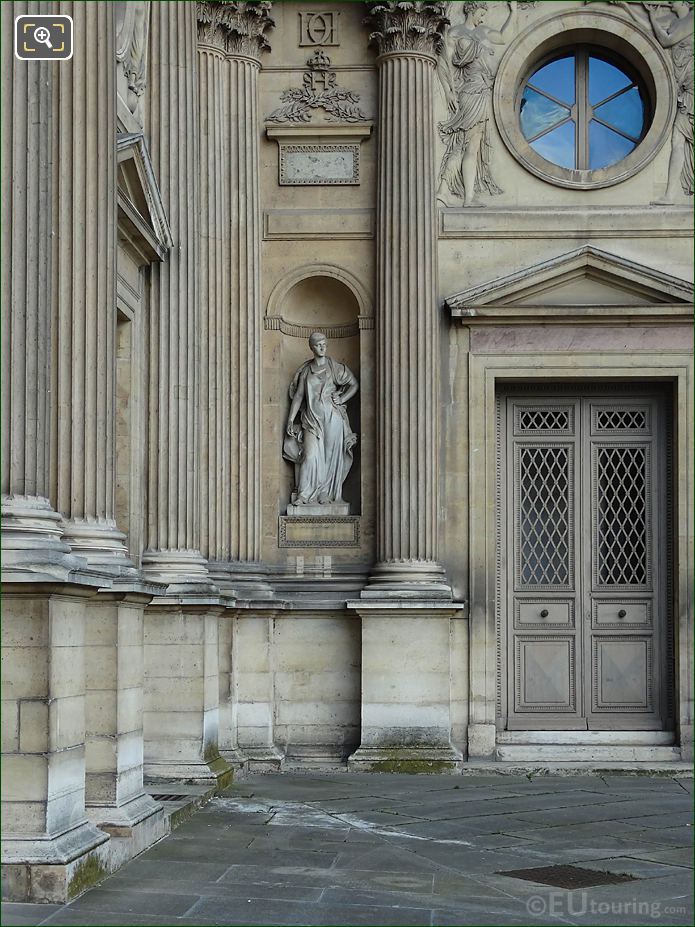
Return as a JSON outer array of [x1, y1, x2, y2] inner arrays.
[[67, 855, 107, 900], [364, 750, 456, 774]]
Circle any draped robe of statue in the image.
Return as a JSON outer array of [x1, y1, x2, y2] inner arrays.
[[286, 356, 358, 506]]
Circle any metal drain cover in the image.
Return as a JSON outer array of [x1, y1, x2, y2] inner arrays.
[[150, 793, 189, 802], [497, 864, 637, 890]]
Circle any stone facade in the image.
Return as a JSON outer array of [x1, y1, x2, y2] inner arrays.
[[2, 0, 693, 901]]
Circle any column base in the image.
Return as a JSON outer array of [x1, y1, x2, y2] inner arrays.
[[141, 549, 219, 596], [1, 822, 110, 903], [363, 560, 453, 600], [348, 745, 462, 774], [62, 517, 136, 577], [144, 755, 233, 791], [209, 560, 273, 599], [1, 495, 86, 582], [85, 792, 167, 872]]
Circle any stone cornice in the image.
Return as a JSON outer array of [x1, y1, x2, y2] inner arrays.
[[196, 1, 273, 58], [364, 1, 449, 57]]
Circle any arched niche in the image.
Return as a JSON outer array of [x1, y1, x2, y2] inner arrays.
[[263, 265, 375, 560]]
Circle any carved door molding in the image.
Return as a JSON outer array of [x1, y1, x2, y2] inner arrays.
[[497, 385, 673, 732]]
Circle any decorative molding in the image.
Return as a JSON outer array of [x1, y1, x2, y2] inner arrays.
[[116, 131, 173, 263], [364, 1, 449, 57], [445, 245, 695, 321], [267, 50, 368, 123], [196, 0, 273, 58], [266, 262, 374, 321], [439, 205, 695, 240], [262, 207, 375, 241], [264, 317, 359, 339]]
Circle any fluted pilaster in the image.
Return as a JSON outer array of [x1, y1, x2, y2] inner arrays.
[[54, 1, 129, 570], [364, 1, 451, 597], [142, 2, 212, 591], [197, 1, 272, 595], [1, 1, 80, 580]]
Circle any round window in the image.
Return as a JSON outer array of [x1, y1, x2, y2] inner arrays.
[[519, 50, 649, 172], [492, 7, 675, 190]]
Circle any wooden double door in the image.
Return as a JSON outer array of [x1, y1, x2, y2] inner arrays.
[[499, 387, 672, 731]]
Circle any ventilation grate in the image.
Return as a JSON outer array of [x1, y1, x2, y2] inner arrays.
[[498, 864, 637, 890], [150, 793, 189, 802]]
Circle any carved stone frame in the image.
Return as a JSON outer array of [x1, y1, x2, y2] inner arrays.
[[466, 352, 693, 760], [493, 8, 675, 189]]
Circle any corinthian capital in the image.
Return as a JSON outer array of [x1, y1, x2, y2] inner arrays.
[[364, 1, 449, 57], [197, 1, 273, 58]]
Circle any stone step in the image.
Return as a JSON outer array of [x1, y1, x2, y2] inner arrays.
[[496, 744, 682, 763], [497, 730, 676, 746]]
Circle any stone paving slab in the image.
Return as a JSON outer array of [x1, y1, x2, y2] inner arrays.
[[2, 772, 692, 926]]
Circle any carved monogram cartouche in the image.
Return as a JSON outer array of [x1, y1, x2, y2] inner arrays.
[[267, 50, 368, 123]]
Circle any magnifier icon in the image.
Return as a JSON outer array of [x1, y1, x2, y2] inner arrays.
[[34, 26, 53, 49]]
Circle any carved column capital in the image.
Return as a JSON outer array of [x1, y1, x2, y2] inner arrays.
[[196, 0, 273, 59], [364, 1, 449, 58]]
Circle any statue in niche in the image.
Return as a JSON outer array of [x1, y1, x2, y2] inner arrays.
[[283, 333, 358, 514], [616, 1, 693, 202], [436, 0, 517, 207]]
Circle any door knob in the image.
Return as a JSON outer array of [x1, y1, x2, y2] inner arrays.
[[540, 609, 549, 618], [618, 609, 627, 618]]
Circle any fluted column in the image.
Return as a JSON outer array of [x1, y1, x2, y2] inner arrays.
[[141, 1, 213, 592], [0, 1, 80, 581], [364, 1, 451, 598], [196, 1, 272, 596], [54, 1, 130, 571]]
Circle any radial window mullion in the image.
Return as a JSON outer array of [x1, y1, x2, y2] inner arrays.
[[576, 49, 589, 170]]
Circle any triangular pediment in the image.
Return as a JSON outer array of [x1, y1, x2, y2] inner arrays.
[[117, 132, 172, 264], [445, 246, 693, 320]]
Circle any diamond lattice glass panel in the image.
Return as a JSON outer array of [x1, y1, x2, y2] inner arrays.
[[596, 409, 647, 431], [597, 447, 648, 586], [519, 409, 570, 432], [518, 446, 571, 586]]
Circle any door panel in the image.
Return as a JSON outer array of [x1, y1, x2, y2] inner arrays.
[[502, 388, 669, 732]]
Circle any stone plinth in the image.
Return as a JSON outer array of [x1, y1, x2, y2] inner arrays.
[[347, 602, 464, 773], [1, 586, 111, 902], [233, 610, 283, 770], [143, 602, 232, 787], [84, 590, 166, 870], [286, 503, 350, 517]]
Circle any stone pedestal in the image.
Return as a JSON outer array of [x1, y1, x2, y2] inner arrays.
[[143, 602, 232, 787], [233, 610, 283, 769], [1, 587, 111, 902], [286, 503, 350, 517], [84, 590, 166, 870], [347, 603, 463, 773]]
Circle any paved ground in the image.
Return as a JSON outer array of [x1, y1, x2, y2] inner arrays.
[[3, 772, 693, 926]]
